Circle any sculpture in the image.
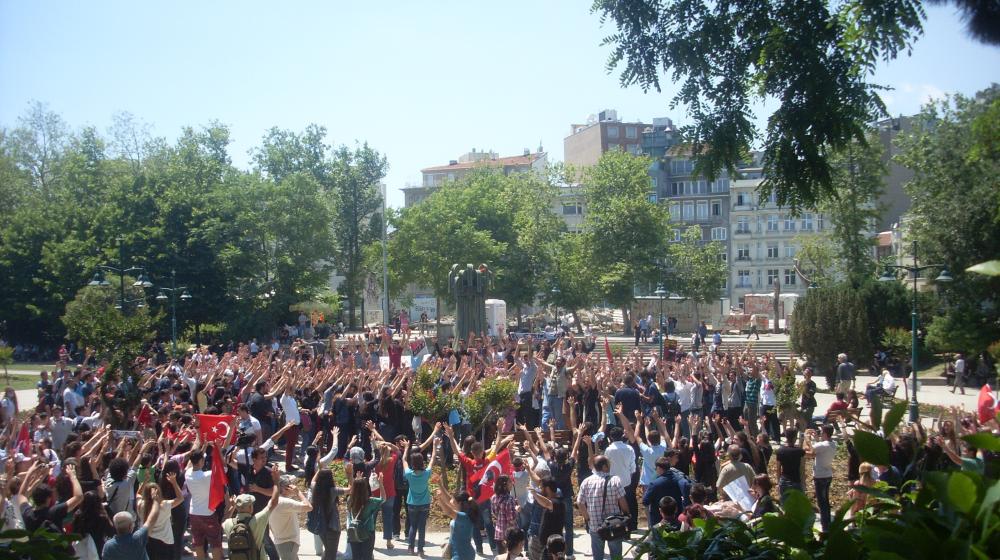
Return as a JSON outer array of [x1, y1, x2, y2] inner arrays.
[[450, 263, 493, 340]]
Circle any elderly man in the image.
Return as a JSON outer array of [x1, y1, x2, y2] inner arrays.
[[835, 353, 856, 395], [222, 470, 282, 560], [102, 487, 162, 560]]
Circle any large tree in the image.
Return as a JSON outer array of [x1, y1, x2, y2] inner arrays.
[[790, 286, 872, 388], [665, 226, 728, 326], [895, 86, 1000, 354], [388, 168, 563, 323], [583, 150, 671, 334], [592, 0, 996, 209]]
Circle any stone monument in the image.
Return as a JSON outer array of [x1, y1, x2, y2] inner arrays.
[[450, 263, 493, 339]]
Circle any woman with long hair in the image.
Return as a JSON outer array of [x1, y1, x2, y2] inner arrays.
[[158, 460, 187, 560], [137, 473, 185, 560], [70, 491, 113, 558], [850, 462, 877, 515], [309, 468, 345, 560], [402, 438, 437, 556], [346, 476, 383, 560], [436, 487, 479, 560]]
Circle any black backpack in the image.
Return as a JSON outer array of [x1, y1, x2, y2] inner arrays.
[[228, 514, 257, 560]]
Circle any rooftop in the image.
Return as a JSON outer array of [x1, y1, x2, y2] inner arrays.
[[421, 152, 545, 173]]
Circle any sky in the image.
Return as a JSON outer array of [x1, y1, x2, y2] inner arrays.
[[2, 1, 998, 208]]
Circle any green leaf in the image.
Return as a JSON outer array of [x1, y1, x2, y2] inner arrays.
[[853, 430, 890, 466], [979, 479, 1000, 517], [882, 400, 909, 436], [962, 432, 1000, 452], [761, 514, 806, 548], [966, 260, 1000, 276], [947, 472, 978, 513], [782, 489, 817, 533]]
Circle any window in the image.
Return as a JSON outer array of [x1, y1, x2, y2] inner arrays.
[[711, 227, 727, 240], [651, 177, 658, 189], [737, 270, 751, 288], [625, 126, 637, 139], [684, 181, 694, 195], [737, 244, 750, 260], [784, 214, 796, 231], [736, 216, 750, 233], [670, 182, 679, 196], [669, 204, 681, 221], [711, 179, 728, 193], [767, 244, 779, 259], [711, 200, 722, 216], [801, 213, 814, 230], [718, 252, 728, 262], [608, 126, 620, 138], [647, 192, 658, 203], [696, 201, 709, 220], [736, 192, 751, 206], [608, 143, 620, 151], [767, 215, 779, 231], [671, 159, 694, 174], [784, 244, 796, 258], [768, 191, 778, 204], [784, 269, 797, 285], [672, 229, 682, 242], [817, 215, 825, 230], [627, 144, 641, 154], [767, 269, 779, 285], [562, 203, 583, 215], [682, 202, 694, 220]]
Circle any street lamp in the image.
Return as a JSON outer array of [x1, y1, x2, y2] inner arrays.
[[88, 236, 153, 315], [879, 240, 952, 423], [550, 286, 561, 331], [654, 284, 667, 359], [156, 269, 191, 356]]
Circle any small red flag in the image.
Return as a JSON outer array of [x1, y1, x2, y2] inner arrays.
[[208, 444, 228, 511], [136, 403, 154, 427], [15, 423, 30, 455], [196, 414, 236, 447], [604, 335, 614, 366], [977, 384, 998, 424], [468, 448, 512, 504]]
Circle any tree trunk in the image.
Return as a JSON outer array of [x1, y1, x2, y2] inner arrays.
[[573, 310, 583, 334], [621, 306, 632, 335], [435, 297, 441, 335]]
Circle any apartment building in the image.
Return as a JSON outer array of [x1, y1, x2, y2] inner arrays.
[[402, 148, 547, 207], [728, 175, 828, 308]]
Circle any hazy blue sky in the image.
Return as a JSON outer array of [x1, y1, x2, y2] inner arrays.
[[2, 1, 997, 207]]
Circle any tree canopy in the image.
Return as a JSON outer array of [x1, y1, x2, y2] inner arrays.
[[591, 0, 984, 209]]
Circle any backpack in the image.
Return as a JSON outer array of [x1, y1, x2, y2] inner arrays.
[[228, 514, 257, 560], [346, 503, 374, 543]]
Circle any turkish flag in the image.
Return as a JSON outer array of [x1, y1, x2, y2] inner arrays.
[[469, 448, 512, 504], [15, 423, 30, 455], [604, 336, 614, 366], [208, 444, 228, 511], [196, 414, 236, 447], [977, 384, 999, 424]]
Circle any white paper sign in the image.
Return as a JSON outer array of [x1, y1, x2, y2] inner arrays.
[[724, 476, 756, 512]]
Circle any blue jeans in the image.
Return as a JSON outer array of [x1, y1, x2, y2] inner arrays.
[[589, 532, 622, 560], [380, 496, 396, 541], [406, 504, 429, 552], [471, 499, 495, 553], [541, 396, 564, 431]]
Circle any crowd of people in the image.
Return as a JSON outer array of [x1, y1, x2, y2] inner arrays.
[[0, 326, 997, 560]]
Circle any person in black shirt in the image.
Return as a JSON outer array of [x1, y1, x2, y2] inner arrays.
[[17, 461, 84, 537], [247, 448, 280, 560], [749, 474, 778, 520], [774, 429, 806, 504], [614, 374, 642, 422], [528, 478, 565, 560], [247, 381, 279, 443]]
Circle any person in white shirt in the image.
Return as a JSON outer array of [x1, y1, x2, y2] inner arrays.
[[279, 390, 301, 472], [236, 404, 263, 446], [269, 475, 313, 559], [604, 420, 637, 530], [48, 406, 76, 451], [186, 446, 224, 560], [805, 425, 837, 531], [62, 380, 84, 419], [952, 354, 966, 395]]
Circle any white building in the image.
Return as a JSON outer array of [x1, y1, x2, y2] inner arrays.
[[728, 174, 829, 308]]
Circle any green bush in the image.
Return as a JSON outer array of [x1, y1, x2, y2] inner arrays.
[[406, 364, 460, 422], [989, 340, 1000, 364], [790, 286, 871, 389], [464, 377, 518, 429]]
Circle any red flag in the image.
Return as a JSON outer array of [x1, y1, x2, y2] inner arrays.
[[977, 384, 998, 424], [469, 448, 512, 504], [196, 414, 236, 447], [15, 423, 30, 455], [136, 403, 154, 427], [208, 444, 228, 511], [604, 335, 614, 366]]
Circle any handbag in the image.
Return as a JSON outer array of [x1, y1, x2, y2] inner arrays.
[[595, 476, 630, 541]]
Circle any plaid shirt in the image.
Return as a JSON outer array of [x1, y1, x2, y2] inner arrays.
[[576, 472, 625, 533], [744, 377, 761, 407], [491, 493, 518, 541]]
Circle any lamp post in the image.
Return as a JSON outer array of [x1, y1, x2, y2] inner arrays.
[[155, 270, 191, 356], [655, 284, 667, 359], [879, 239, 952, 423], [88, 236, 153, 315], [550, 286, 561, 332]]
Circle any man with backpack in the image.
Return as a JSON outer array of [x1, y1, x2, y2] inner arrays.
[[223, 467, 282, 560]]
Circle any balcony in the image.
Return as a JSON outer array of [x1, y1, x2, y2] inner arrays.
[[734, 228, 752, 236], [735, 255, 752, 262]]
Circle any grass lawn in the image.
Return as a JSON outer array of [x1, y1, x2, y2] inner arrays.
[[0, 374, 40, 391], [7, 362, 57, 372]]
